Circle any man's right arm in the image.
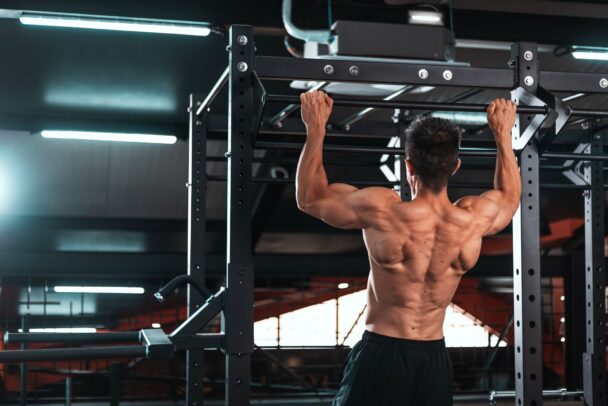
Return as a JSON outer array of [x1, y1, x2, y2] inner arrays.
[[456, 99, 521, 236]]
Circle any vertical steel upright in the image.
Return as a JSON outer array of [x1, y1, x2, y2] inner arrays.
[[582, 129, 606, 406], [399, 115, 411, 202], [20, 315, 28, 406], [224, 25, 255, 405], [511, 42, 543, 406], [187, 93, 207, 405]]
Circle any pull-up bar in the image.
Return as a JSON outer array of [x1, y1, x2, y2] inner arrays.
[[266, 94, 608, 117]]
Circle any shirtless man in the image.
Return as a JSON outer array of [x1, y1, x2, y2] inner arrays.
[[296, 91, 520, 406]]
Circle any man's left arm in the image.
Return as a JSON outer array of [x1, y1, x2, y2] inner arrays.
[[295, 91, 397, 229]]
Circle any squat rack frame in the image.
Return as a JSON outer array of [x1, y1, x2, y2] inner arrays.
[[189, 25, 607, 406]]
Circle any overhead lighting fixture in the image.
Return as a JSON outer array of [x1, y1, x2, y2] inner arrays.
[[431, 112, 487, 125], [151, 323, 161, 328], [408, 10, 444, 26], [19, 327, 98, 333], [20, 12, 211, 37], [337, 283, 349, 290], [571, 46, 608, 61], [54, 286, 145, 294], [41, 130, 177, 144], [0, 166, 10, 214]]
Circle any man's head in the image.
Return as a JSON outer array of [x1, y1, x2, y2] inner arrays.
[[404, 117, 462, 193]]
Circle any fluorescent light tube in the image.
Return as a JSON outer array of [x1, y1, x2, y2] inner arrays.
[[572, 50, 608, 61], [431, 112, 487, 125], [20, 14, 210, 37], [41, 130, 177, 144], [54, 286, 145, 294], [23, 327, 98, 333], [408, 10, 444, 26]]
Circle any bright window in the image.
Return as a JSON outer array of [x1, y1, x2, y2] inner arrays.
[[255, 290, 507, 348]]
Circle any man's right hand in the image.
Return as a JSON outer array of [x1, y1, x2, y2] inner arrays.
[[486, 98, 517, 144]]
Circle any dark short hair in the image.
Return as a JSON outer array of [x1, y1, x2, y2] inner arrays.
[[404, 117, 461, 193]]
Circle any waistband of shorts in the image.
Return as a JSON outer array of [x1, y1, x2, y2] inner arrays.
[[362, 330, 446, 350]]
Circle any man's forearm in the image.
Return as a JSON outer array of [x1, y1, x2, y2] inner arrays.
[[296, 129, 329, 208], [493, 136, 521, 203]]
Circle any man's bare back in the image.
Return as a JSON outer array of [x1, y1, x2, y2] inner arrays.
[[363, 193, 482, 340], [296, 92, 520, 339], [296, 92, 521, 405]]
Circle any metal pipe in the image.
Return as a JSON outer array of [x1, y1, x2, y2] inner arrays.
[[267, 94, 608, 117], [208, 155, 568, 172], [196, 66, 229, 116], [154, 275, 211, 303], [267, 82, 328, 128], [65, 377, 71, 406], [282, 0, 332, 44], [489, 389, 584, 400], [337, 86, 415, 130], [5, 332, 141, 345], [570, 107, 608, 117], [255, 141, 495, 157], [206, 175, 591, 190], [543, 151, 608, 162], [0, 346, 147, 362], [20, 316, 28, 406], [255, 141, 608, 162], [267, 94, 550, 114], [562, 93, 587, 102]]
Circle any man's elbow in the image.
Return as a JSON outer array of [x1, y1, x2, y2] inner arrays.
[[296, 198, 311, 213], [296, 196, 317, 215]]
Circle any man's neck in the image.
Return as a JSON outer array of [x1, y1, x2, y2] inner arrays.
[[411, 185, 451, 207]]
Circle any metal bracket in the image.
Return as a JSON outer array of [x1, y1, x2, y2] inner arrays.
[[141, 329, 174, 359], [561, 143, 590, 186], [510, 86, 551, 150], [252, 71, 266, 147], [170, 287, 226, 338], [536, 87, 572, 153]]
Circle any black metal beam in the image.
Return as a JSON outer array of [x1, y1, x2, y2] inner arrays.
[[256, 56, 514, 88], [511, 42, 543, 406], [582, 130, 607, 405], [540, 71, 608, 94], [566, 251, 586, 390], [224, 25, 254, 406], [196, 67, 229, 116], [187, 93, 207, 406], [0, 346, 147, 363], [4, 332, 140, 344], [171, 333, 225, 350]]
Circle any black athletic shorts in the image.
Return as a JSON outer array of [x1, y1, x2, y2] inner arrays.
[[333, 331, 453, 406]]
